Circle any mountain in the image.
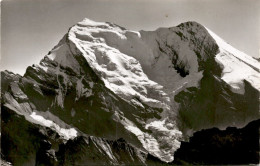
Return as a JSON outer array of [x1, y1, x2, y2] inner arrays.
[[1, 18, 259, 165]]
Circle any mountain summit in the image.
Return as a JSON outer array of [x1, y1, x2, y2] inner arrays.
[[1, 18, 259, 165]]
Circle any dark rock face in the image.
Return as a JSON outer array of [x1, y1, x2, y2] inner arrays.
[[1, 105, 59, 166], [172, 120, 260, 165], [56, 136, 146, 166]]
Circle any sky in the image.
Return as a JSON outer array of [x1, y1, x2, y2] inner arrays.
[[1, 0, 260, 75]]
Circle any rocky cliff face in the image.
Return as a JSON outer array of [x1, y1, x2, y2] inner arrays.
[[1, 18, 259, 165]]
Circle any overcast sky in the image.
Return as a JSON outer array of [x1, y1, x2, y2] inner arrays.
[[1, 0, 259, 75]]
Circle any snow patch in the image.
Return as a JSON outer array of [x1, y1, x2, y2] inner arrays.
[[30, 112, 77, 140], [131, 99, 145, 109], [76, 77, 93, 100]]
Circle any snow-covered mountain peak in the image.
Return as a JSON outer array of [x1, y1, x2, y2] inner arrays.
[[80, 18, 108, 27], [206, 28, 260, 94], [52, 19, 220, 161], [66, 18, 219, 108], [14, 18, 259, 163]]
